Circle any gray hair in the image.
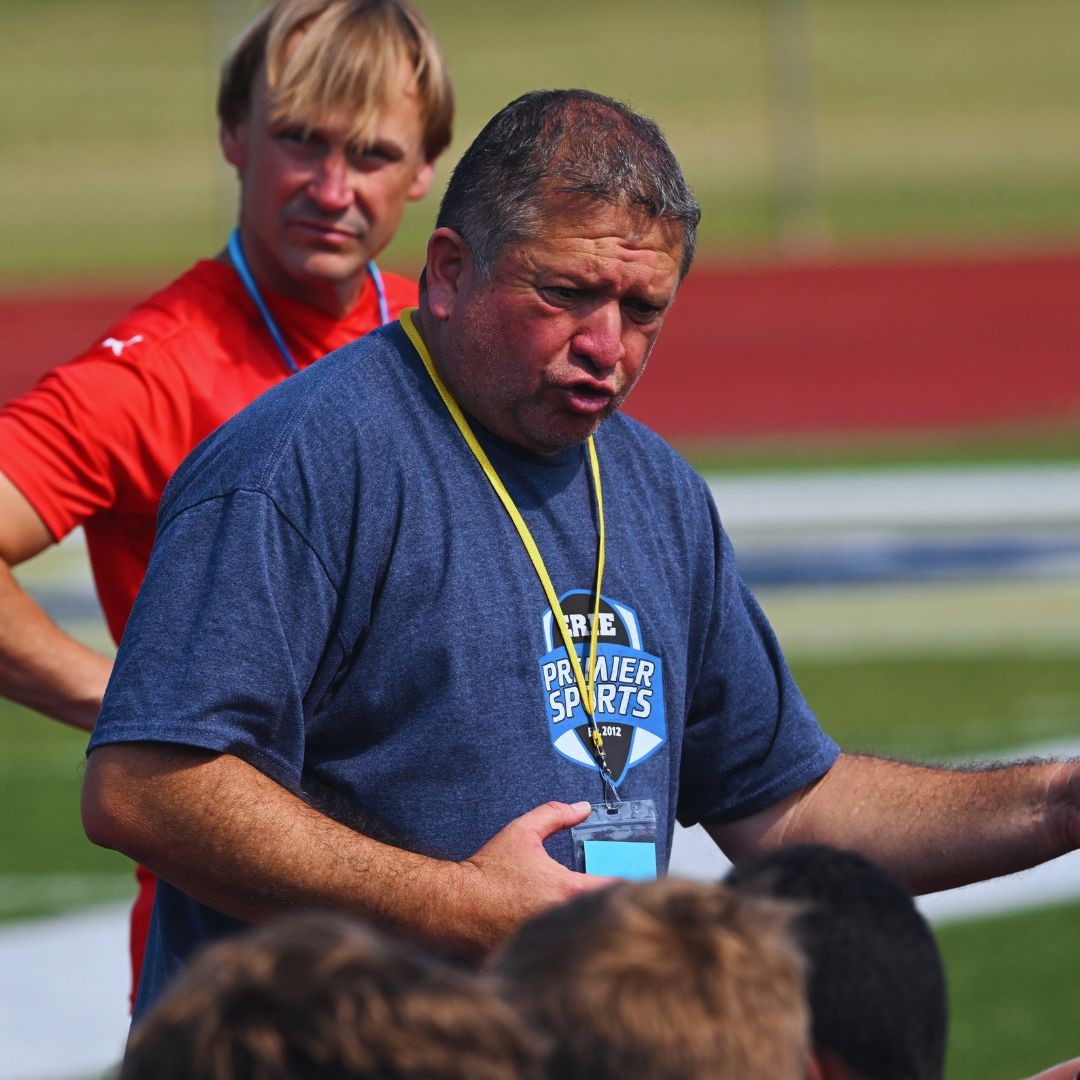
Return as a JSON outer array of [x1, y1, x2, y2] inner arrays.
[[436, 89, 700, 280]]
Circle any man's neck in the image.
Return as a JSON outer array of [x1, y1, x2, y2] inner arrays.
[[262, 270, 365, 320], [223, 234, 366, 320]]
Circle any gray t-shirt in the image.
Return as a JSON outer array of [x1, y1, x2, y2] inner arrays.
[[90, 320, 838, 1015]]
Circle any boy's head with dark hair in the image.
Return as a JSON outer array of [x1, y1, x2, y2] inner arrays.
[[727, 844, 948, 1080], [490, 878, 810, 1080]]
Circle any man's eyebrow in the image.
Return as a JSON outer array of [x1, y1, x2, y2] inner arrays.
[[347, 134, 407, 157]]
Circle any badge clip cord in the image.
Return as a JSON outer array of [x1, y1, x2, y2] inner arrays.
[[227, 229, 391, 377], [401, 309, 621, 808]]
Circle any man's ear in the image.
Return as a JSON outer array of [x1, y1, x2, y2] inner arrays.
[[406, 159, 436, 202], [219, 122, 246, 171], [424, 227, 472, 321]]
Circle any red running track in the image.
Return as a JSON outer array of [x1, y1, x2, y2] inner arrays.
[[3, 252, 1079, 440]]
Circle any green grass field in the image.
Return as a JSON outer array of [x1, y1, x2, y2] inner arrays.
[[2, 0, 1080, 282], [676, 421, 1080, 473], [938, 901, 1080, 1078]]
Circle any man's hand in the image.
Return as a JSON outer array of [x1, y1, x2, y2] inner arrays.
[[0, 471, 112, 731], [85, 745, 614, 959], [1046, 759, 1080, 855], [452, 800, 615, 957]]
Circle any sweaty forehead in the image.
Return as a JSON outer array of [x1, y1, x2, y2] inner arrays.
[[532, 196, 682, 258], [509, 200, 683, 291]]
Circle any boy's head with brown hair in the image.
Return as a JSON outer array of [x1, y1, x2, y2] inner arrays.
[[490, 878, 810, 1080], [122, 911, 542, 1080]]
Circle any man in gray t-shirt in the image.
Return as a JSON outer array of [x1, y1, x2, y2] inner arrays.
[[85, 89, 1080, 1018]]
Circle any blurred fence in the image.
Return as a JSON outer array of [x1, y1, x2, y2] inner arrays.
[[2, 0, 1080, 283]]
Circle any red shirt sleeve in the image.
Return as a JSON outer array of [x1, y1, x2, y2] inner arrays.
[[0, 318, 205, 544]]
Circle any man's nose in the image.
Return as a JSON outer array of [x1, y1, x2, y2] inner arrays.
[[307, 153, 354, 213], [572, 302, 626, 372]]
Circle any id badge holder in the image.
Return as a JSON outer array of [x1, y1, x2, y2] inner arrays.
[[571, 799, 658, 880]]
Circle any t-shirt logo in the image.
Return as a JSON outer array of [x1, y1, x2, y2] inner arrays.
[[539, 590, 667, 786], [101, 334, 144, 356]]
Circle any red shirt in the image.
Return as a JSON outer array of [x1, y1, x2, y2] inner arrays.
[[0, 257, 417, 1000], [0, 259, 417, 642]]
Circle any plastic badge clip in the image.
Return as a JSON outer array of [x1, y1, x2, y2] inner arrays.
[[570, 798, 658, 880]]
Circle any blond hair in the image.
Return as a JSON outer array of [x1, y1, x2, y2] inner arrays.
[[218, 0, 453, 160], [491, 879, 810, 1080]]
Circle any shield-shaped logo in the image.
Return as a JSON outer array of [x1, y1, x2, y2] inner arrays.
[[539, 590, 666, 786]]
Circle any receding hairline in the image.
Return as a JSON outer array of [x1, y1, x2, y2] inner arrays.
[[434, 87, 699, 282], [516, 187, 687, 260]]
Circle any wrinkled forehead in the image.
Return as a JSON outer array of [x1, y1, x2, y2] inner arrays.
[[521, 193, 686, 264]]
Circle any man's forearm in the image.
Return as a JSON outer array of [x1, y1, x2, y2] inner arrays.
[[0, 560, 112, 731], [712, 752, 1080, 894], [777, 753, 1079, 892], [82, 744, 601, 958]]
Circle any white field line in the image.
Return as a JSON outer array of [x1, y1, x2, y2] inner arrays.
[[670, 834, 1080, 928], [706, 463, 1080, 536], [0, 903, 129, 1080], [669, 827, 1080, 928], [671, 736, 1080, 923]]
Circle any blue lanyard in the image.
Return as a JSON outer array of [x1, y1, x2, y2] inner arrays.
[[227, 229, 391, 376]]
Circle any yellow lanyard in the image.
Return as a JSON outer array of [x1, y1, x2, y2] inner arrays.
[[401, 309, 617, 791]]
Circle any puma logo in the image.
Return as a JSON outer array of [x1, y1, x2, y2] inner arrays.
[[101, 335, 144, 356]]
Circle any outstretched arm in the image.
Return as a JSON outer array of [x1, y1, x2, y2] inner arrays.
[[707, 751, 1080, 893], [0, 471, 112, 731], [1024, 1055, 1080, 1080], [82, 742, 609, 959]]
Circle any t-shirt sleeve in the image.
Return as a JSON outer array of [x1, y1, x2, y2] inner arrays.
[[0, 336, 174, 540], [677, 501, 840, 827], [88, 488, 341, 788]]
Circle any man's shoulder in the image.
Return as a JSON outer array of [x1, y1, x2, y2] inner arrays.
[[287, 319, 416, 399], [82, 261, 248, 363], [258, 321, 422, 449], [597, 413, 719, 546], [602, 412, 706, 486], [159, 323, 418, 518]]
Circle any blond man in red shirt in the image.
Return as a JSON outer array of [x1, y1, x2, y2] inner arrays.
[[0, 0, 452, 1002]]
